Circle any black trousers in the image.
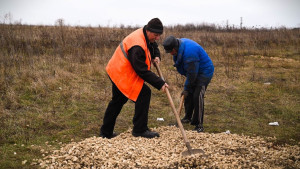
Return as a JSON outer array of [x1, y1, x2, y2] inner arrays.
[[100, 81, 151, 136], [184, 76, 211, 126]]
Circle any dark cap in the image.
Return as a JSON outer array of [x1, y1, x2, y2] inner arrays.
[[163, 36, 178, 53], [146, 18, 163, 34]]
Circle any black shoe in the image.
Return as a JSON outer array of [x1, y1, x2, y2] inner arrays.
[[193, 125, 204, 133], [100, 132, 118, 139], [181, 117, 191, 123], [132, 130, 160, 138]]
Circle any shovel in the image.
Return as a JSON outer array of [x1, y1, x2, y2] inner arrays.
[[169, 95, 184, 127], [153, 62, 205, 157], [177, 95, 184, 117]]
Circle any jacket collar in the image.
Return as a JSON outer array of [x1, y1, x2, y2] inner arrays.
[[174, 39, 183, 67]]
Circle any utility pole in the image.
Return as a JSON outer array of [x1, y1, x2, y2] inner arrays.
[[226, 20, 229, 30], [240, 17, 243, 29]]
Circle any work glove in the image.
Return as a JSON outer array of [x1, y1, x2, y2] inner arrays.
[[181, 90, 189, 98]]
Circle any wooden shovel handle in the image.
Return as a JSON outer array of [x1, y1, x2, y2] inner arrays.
[[153, 62, 192, 151], [177, 95, 184, 117]]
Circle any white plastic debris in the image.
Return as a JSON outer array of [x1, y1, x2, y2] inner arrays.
[[269, 122, 279, 126], [156, 118, 164, 121], [264, 82, 271, 85], [225, 130, 231, 134]]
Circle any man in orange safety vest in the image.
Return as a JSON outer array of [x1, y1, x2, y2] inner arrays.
[[100, 18, 168, 139]]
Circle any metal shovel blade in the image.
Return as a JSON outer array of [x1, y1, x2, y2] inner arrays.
[[182, 148, 206, 157]]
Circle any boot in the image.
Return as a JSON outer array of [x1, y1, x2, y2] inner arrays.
[[132, 129, 159, 138], [193, 125, 204, 133], [100, 132, 118, 139]]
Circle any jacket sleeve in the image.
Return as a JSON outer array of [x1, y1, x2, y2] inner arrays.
[[184, 61, 199, 91], [128, 46, 165, 90]]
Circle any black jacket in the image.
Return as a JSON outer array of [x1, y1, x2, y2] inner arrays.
[[127, 27, 165, 90]]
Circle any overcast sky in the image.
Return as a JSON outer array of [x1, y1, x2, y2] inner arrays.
[[1, 0, 299, 28]]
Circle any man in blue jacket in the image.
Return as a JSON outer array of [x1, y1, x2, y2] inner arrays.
[[163, 36, 214, 132]]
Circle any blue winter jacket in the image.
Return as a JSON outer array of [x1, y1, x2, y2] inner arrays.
[[173, 38, 214, 90]]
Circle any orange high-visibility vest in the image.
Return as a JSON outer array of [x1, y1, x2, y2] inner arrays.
[[106, 28, 151, 101]]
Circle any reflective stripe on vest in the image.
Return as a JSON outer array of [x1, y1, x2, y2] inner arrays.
[[120, 42, 128, 59]]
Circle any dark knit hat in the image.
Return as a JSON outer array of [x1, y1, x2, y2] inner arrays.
[[163, 36, 178, 53], [146, 18, 163, 34]]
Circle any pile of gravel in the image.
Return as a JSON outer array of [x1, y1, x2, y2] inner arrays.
[[37, 126, 299, 168]]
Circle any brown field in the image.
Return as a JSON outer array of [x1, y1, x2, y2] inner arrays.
[[0, 23, 299, 168]]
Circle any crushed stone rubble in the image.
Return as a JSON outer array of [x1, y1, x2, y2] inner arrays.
[[36, 126, 299, 168]]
